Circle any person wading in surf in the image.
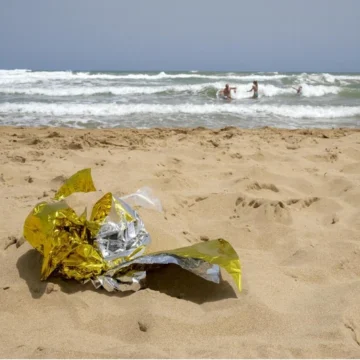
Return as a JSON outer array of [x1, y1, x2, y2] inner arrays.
[[219, 84, 237, 99], [248, 81, 258, 99], [292, 85, 302, 94]]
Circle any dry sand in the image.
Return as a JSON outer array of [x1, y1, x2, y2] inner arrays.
[[1, 126, 360, 358]]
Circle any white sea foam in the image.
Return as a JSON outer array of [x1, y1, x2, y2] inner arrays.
[[333, 75, 360, 80], [1, 102, 359, 119], [229, 84, 341, 99], [0, 82, 342, 98], [0, 82, 222, 96], [1, 69, 359, 129], [0, 69, 290, 83], [0, 85, 170, 96], [296, 84, 340, 97], [298, 73, 360, 84], [1, 70, 360, 85]]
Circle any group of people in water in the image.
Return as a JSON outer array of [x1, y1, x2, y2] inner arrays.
[[219, 82, 303, 100]]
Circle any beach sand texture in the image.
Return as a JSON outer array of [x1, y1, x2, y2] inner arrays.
[[1, 126, 360, 358]]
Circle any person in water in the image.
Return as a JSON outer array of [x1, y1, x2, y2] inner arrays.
[[248, 81, 258, 99], [292, 85, 302, 94], [219, 84, 237, 99]]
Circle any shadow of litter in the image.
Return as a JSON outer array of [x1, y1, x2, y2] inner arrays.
[[17, 250, 238, 303]]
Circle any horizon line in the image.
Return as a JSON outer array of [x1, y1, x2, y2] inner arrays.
[[1, 68, 360, 74]]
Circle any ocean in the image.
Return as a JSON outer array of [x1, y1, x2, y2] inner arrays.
[[0, 69, 359, 129]]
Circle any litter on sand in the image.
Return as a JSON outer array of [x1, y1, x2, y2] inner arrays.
[[23, 168, 241, 292]]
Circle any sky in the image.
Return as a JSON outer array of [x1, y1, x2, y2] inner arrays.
[[0, 0, 359, 72]]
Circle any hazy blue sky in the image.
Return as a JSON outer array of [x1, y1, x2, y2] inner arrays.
[[1, 0, 359, 72]]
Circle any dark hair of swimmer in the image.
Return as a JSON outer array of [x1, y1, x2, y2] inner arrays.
[[225, 84, 229, 88]]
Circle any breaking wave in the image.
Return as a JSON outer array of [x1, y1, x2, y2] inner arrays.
[[1, 69, 359, 129], [0, 83, 344, 98], [2, 102, 360, 119]]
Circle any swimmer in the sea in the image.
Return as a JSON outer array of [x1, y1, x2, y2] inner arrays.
[[292, 86, 302, 94], [248, 81, 258, 99], [219, 84, 237, 99]]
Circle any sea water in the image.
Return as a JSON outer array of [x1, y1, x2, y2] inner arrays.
[[0, 69, 359, 129]]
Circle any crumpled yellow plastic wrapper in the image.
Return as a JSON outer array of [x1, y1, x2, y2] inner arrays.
[[23, 168, 241, 292]]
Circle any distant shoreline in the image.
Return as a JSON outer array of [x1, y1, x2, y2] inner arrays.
[[2, 68, 360, 74]]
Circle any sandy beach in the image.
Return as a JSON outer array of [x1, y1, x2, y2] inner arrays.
[[1, 125, 360, 358]]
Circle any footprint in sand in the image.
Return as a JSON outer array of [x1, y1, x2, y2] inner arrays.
[[247, 182, 279, 193], [234, 196, 291, 224], [10, 155, 26, 163], [25, 176, 34, 183], [67, 142, 83, 150], [195, 196, 208, 202], [286, 144, 300, 150], [306, 153, 338, 163], [230, 152, 243, 159], [286, 197, 320, 208], [95, 160, 106, 167], [47, 131, 63, 138], [234, 195, 324, 225]]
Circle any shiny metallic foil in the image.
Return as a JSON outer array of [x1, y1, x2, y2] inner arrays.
[[23, 168, 242, 293], [95, 196, 151, 261]]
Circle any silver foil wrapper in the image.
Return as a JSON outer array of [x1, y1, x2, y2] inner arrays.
[[90, 193, 229, 293], [95, 196, 151, 261], [92, 253, 221, 292], [92, 271, 147, 292]]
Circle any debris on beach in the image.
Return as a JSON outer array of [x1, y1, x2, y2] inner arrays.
[[23, 168, 241, 292]]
